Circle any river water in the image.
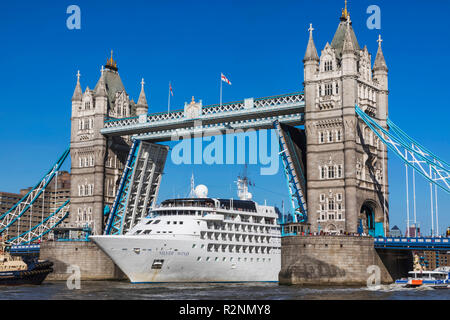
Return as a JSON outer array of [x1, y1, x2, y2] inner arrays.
[[0, 281, 448, 300]]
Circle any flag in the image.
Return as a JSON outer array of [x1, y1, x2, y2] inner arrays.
[[221, 73, 232, 85], [169, 82, 173, 96]]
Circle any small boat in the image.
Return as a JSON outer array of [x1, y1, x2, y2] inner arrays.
[[395, 267, 450, 288], [0, 238, 53, 285]]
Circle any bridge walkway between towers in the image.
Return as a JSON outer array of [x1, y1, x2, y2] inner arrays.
[[101, 92, 305, 142]]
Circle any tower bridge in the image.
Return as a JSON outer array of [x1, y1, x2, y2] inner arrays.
[[0, 1, 449, 284]]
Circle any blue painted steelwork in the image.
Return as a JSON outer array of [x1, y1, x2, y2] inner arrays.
[[9, 244, 40, 254], [104, 140, 140, 235], [273, 120, 307, 223], [0, 148, 70, 234], [374, 236, 450, 251], [7, 200, 70, 245], [355, 105, 450, 194]]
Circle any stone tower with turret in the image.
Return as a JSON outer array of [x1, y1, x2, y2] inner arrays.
[[303, 4, 389, 235], [70, 53, 149, 234]]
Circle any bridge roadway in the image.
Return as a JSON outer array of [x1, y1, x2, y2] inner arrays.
[[101, 92, 305, 142], [374, 236, 450, 251]]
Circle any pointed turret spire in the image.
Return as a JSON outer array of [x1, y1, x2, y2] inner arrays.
[[72, 70, 83, 101], [136, 78, 148, 116], [373, 35, 388, 72], [95, 66, 107, 97], [340, 0, 350, 22], [137, 78, 148, 106], [304, 23, 319, 62], [342, 18, 355, 54]]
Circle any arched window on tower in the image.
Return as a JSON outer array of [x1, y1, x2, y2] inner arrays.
[[320, 166, 327, 179], [328, 166, 335, 179]]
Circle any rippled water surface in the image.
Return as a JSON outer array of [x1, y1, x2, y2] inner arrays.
[[0, 281, 449, 300]]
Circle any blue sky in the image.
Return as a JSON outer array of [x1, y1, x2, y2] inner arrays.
[[0, 0, 449, 235]]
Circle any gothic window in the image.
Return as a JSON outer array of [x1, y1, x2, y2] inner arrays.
[[327, 131, 333, 143], [324, 61, 333, 72], [336, 129, 342, 142], [80, 185, 85, 197], [85, 101, 90, 109], [89, 118, 93, 129], [325, 83, 333, 96], [319, 132, 325, 144], [328, 199, 335, 211], [328, 166, 335, 179], [335, 82, 339, 94], [84, 157, 88, 167], [337, 193, 343, 201], [320, 194, 325, 202], [320, 166, 327, 179], [90, 156, 94, 167], [337, 165, 343, 178], [79, 157, 83, 168], [87, 207, 92, 222]]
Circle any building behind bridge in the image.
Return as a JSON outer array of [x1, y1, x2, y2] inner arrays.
[[0, 171, 71, 241]]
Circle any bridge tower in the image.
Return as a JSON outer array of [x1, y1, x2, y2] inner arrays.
[[303, 7, 389, 235], [70, 53, 147, 234]]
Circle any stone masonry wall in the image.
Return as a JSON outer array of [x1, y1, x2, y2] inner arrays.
[[40, 241, 126, 281], [279, 235, 394, 285]]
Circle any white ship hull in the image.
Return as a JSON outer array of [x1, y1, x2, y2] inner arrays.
[[91, 234, 280, 283]]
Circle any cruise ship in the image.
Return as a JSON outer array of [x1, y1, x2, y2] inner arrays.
[[90, 176, 281, 283]]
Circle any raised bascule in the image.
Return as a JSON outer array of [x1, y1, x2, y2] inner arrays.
[[1, 3, 449, 283]]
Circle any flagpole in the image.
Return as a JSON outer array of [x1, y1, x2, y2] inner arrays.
[[220, 73, 223, 107], [168, 81, 171, 114]]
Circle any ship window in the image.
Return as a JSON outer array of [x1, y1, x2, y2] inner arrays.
[[146, 220, 153, 225], [180, 221, 183, 225], [142, 230, 152, 235], [197, 257, 201, 261], [173, 221, 177, 224], [151, 259, 164, 269], [192, 244, 196, 248], [215, 257, 219, 261], [153, 220, 161, 224], [135, 230, 143, 235], [206, 257, 210, 261]]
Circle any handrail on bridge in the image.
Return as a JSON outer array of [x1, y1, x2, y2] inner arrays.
[[104, 91, 304, 124]]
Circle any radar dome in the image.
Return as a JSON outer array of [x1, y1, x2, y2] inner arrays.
[[194, 185, 208, 198]]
